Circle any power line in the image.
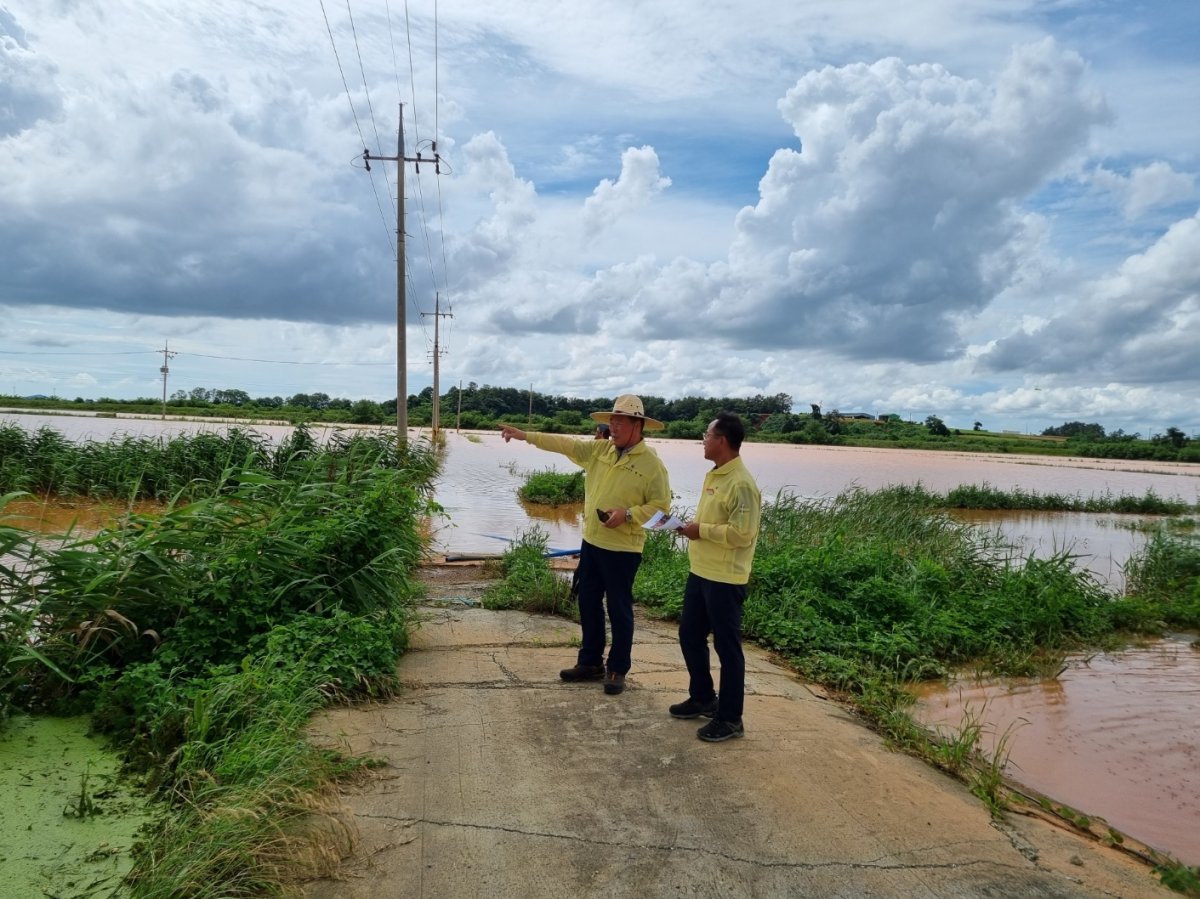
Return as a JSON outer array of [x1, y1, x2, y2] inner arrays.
[[346, 0, 384, 154], [402, 1, 446, 317], [179, 351, 392, 366], [0, 350, 158, 357], [320, 0, 396, 256]]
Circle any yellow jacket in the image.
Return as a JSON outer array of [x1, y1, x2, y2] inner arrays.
[[525, 432, 670, 553], [687, 456, 761, 585]]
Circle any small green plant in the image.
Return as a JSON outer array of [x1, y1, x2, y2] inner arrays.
[[482, 528, 575, 615], [1155, 860, 1200, 896], [63, 761, 100, 819], [927, 706, 985, 775], [967, 719, 1021, 816]]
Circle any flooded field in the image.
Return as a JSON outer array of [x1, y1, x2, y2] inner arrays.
[[915, 635, 1200, 865], [5, 413, 1199, 867]]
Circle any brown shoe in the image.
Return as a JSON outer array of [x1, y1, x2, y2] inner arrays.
[[603, 672, 626, 695], [560, 663, 605, 682]]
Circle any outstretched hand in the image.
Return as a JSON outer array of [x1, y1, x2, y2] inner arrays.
[[500, 425, 528, 443]]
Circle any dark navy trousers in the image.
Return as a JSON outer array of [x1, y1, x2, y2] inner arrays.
[[678, 572, 746, 723], [574, 540, 642, 675]]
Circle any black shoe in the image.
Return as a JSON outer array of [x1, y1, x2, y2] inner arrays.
[[669, 697, 718, 719], [560, 663, 605, 681], [603, 672, 626, 695], [697, 719, 744, 742]]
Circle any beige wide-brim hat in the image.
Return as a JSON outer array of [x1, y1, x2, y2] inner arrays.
[[590, 394, 664, 430]]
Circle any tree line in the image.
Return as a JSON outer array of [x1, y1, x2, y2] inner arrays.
[[3, 386, 1195, 463]]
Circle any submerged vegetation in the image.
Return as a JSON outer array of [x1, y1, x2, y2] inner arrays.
[[518, 468, 585, 505], [1, 426, 440, 896], [0, 421, 338, 500]]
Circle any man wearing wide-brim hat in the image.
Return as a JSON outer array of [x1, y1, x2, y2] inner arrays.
[[501, 395, 670, 696]]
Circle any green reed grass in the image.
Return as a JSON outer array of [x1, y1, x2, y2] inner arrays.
[[942, 482, 1188, 514], [0, 422, 427, 504], [482, 527, 576, 616], [638, 486, 1125, 686], [518, 469, 585, 505], [1, 428, 439, 895]]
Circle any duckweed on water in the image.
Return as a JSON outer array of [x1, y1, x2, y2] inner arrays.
[[0, 715, 157, 898]]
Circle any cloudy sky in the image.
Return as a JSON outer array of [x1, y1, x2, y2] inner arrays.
[[1, 1, 1197, 435]]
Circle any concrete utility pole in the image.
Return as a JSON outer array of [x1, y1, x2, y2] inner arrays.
[[362, 103, 442, 445], [159, 342, 178, 421], [421, 292, 452, 438], [456, 379, 463, 433]]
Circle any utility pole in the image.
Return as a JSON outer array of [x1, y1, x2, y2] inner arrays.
[[527, 384, 534, 424], [159, 341, 178, 421], [362, 103, 441, 445], [456, 379, 463, 433], [421, 292, 452, 438]]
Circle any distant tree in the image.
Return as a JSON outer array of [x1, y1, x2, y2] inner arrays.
[[924, 415, 950, 437], [212, 388, 250, 406], [350, 399, 383, 424], [1043, 421, 1105, 439], [973, 421, 982, 431], [810, 403, 822, 420]]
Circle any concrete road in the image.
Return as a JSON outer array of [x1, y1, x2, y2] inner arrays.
[[303, 573, 1169, 898]]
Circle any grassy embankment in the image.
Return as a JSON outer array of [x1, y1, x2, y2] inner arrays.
[[1, 425, 440, 897], [494, 473, 1200, 891]]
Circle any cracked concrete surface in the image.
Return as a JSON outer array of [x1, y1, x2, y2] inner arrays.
[[303, 571, 1170, 899]]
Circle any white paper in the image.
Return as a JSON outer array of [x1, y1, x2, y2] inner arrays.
[[643, 509, 687, 531]]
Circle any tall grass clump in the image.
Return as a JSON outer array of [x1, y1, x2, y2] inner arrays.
[[0, 422, 423, 503], [1111, 525, 1200, 632], [482, 527, 575, 616], [518, 469, 585, 505], [637, 485, 1118, 695], [2, 431, 440, 895]]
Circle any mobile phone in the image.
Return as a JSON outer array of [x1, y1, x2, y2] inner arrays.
[[596, 509, 611, 522]]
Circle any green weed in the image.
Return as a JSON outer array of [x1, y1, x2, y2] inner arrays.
[[482, 528, 575, 616]]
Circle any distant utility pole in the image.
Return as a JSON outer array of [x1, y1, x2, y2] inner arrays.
[[159, 342, 178, 421], [362, 103, 442, 445], [527, 384, 533, 424], [421, 292, 452, 438], [456, 379, 463, 433]]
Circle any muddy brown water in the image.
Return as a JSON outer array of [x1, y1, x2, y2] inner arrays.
[[915, 636, 1200, 865], [7, 414, 1200, 865]]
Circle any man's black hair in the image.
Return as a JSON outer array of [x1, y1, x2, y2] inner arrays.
[[712, 411, 745, 451]]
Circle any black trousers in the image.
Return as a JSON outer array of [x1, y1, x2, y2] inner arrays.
[[678, 572, 746, 722], [574, 540, 642, 675]]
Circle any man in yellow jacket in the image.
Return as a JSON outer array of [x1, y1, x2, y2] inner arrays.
[[500, 395, 670, 695], [669, 411, 761, 741]]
